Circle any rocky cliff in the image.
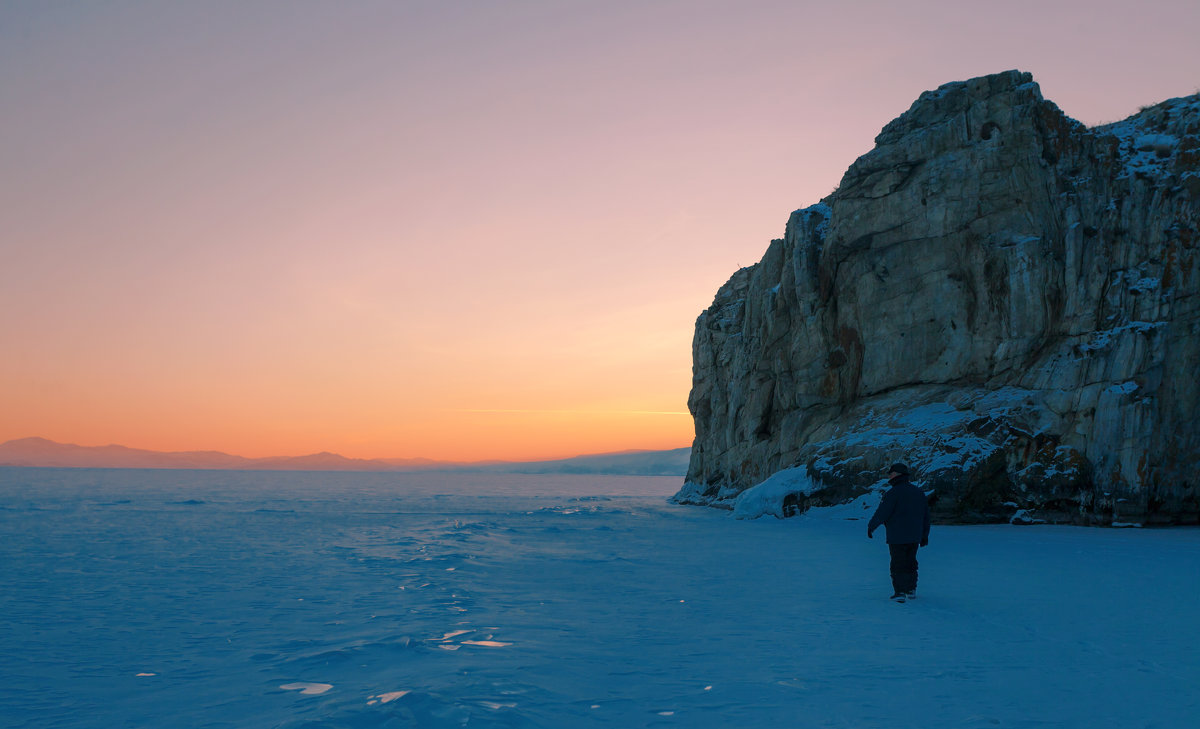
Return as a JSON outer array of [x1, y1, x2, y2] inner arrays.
[[674, 70, 1200, 526]]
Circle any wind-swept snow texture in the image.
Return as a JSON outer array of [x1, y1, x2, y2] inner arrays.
[[2, 468, 1197, 728]]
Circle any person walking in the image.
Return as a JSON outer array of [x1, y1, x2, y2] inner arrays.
[[867, 463, 930, 603]]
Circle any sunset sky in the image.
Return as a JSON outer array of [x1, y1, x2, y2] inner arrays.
[[3, 1, 1198, 462]]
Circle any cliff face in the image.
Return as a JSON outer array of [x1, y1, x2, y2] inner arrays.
[[676, 71, 1200, 525]]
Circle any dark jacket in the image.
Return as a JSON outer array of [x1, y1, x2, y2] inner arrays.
[[868, 474, 931, 545]]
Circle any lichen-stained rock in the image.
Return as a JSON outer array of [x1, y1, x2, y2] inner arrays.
[[675, 70, 1200, 526]]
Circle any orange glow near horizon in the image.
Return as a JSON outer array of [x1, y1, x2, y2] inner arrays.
[[3, 1, 1199, 462]]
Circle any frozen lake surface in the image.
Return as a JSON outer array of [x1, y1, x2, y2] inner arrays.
[[2, 467, 1198, 728]]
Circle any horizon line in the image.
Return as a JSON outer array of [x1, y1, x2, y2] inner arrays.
[[0, 435, 692, 466]]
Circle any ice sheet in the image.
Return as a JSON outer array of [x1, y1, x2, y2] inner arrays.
[[1, 467, 1197, 728]]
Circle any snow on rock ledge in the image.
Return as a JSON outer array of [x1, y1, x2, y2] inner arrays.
[[732, 467, 820, 520], [676, 70, 1200, 526]]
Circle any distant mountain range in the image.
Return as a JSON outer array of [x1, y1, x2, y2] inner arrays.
[[0, 437, 690, 476]]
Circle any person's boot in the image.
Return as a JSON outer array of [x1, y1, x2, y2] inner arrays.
[[890, 592, 907, 603]]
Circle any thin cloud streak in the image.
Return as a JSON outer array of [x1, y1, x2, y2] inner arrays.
[[447, 409, 690, 416]]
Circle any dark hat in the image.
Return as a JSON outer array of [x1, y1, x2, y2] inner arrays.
[[888, 463, 910, 475]]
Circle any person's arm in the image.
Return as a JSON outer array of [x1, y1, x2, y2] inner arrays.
[[867, 489, 896, 537], [921, 495, 931, 546]]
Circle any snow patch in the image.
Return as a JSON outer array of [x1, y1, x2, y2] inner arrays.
[[733, 467, 820, 520], [1009, 509, 1046, 525], [669, 480, 708, 505], [1079, 321, 1164, 353], [281, 682, 333, 695], [798, 488, 884, 522], [431, 629, 471, 642], [367, 690, 409, 705], [1133, 133, 1177, 152], [821, 397, 1002, 478], [809, 203, 832, 238], [1106, 381, 1139, 395], [1096, 111, 1183, 180], [1129, 276, 1161, 293]]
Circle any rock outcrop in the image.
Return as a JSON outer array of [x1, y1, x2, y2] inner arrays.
[[675, 70, 1200, 526]]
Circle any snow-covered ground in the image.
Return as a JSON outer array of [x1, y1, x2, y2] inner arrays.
[[2, 468, 1197, 728]]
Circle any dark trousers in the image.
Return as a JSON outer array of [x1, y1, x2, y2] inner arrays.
[[888, 543, 920, 593]]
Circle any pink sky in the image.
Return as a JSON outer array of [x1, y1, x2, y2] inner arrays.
[[2, 1, 1198, 461]]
